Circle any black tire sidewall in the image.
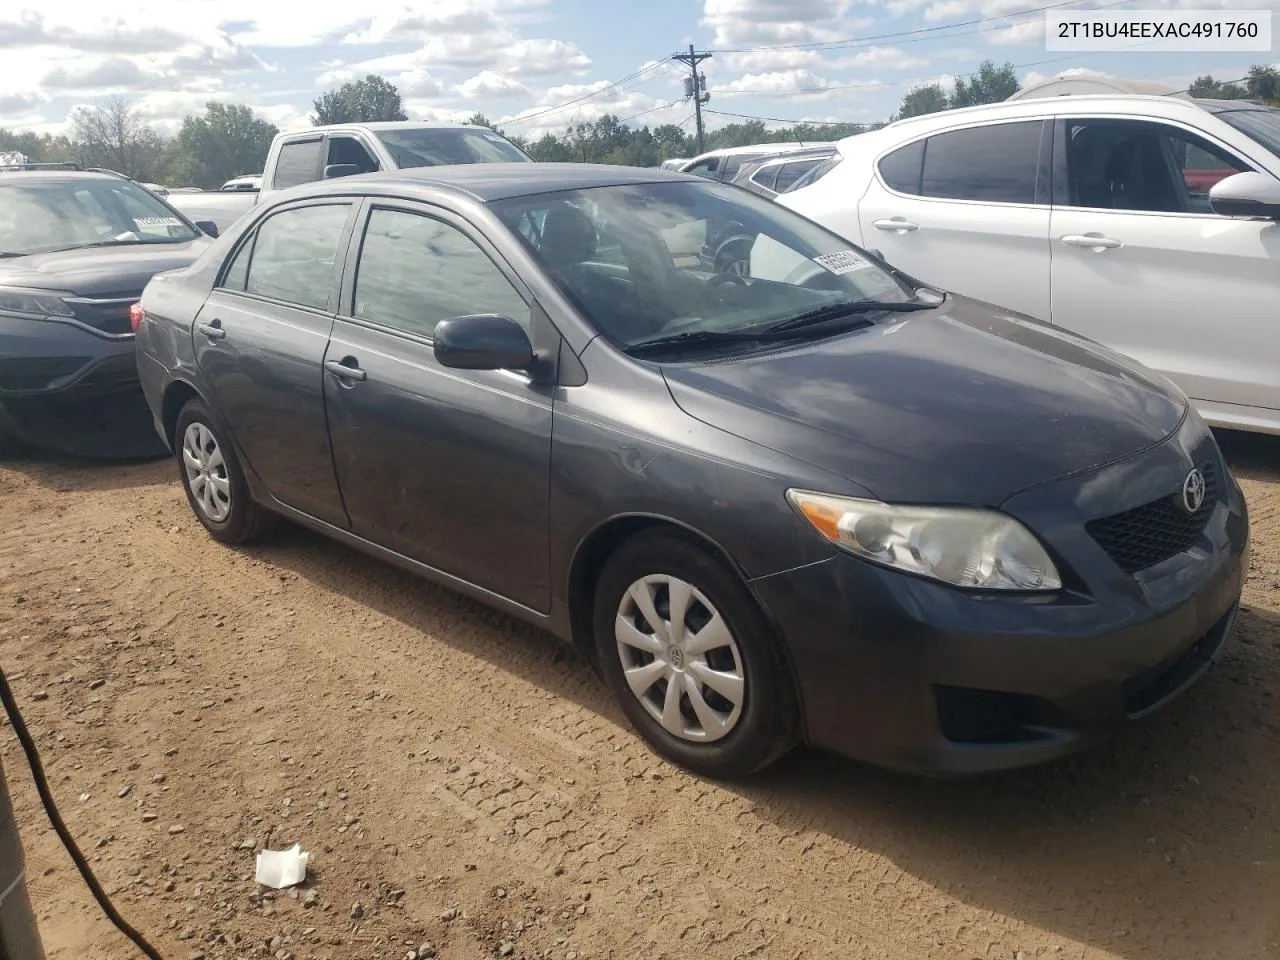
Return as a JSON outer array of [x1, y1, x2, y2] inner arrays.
[[174, 399, 257, 544], [593, 531, 797, 779]]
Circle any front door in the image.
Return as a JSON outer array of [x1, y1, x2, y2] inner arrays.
[[1048, 116, 1279, 415], [323, 202, 554, 612], [192, 200, 355, 527], [856, 118, 1053, 321]]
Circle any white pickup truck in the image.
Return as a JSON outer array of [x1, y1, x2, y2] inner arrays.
[[166, 120, 534, 233]]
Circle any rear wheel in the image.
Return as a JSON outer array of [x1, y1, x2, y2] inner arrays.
[[175, 398, 271, 544], [593, 530, 799, 779]]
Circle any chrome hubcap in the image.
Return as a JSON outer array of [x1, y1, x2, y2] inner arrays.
[[615, 574, 745, 743], [181, 422, 231, 523]]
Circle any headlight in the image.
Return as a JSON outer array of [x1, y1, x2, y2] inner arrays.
[[787, 490, 1062, 591], [0, 287, 74, 318]]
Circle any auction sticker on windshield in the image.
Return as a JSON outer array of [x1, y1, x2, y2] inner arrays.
[[133, 217, 184, 227], [813, 250, 871, 275]]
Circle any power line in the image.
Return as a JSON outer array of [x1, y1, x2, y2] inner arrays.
[[704, 107, 891, 127], [711, 0, 1123, 52], [503, 58, 675, 127], [616, 99, 683, 124], [716, 40, 1165, 97]]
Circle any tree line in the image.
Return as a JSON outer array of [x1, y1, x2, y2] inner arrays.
[[4, 61, 1277, 189]]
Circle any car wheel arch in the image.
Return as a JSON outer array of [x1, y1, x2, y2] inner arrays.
[[565, 513, 807, 734], [161, 379, 205, 448]]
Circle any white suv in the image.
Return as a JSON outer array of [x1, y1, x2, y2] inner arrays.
[[770, 95, 1280, 436]]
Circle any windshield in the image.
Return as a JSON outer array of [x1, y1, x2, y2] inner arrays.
[[376, 128, 532, 168], [1217, 107, 1280, 159], [0, 177, 198, 256], [492, 180, 916, 356]]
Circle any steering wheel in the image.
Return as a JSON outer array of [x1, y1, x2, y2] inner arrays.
[[708, 272, 747, 287]]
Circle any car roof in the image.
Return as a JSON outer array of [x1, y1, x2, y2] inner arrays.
[[295, 121, 498, 135], [833, 93, 1230, 153], [0, 170, 129, 185], [286, 162, 703, 203]]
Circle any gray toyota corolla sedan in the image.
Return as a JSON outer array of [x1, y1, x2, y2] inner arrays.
[[135, 164, 1249, 779]]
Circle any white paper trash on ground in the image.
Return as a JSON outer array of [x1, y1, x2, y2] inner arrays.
[[255, 843, 309, 889]]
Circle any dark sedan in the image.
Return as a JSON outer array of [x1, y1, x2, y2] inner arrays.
[[0, 170, 216, 457], [135, 164, 1248, 779]]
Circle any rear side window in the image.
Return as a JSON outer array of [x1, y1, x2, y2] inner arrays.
[[750, 165, 779, 191], [273, 139, 324, 189], [775, 158, 820, 192], [919, 122, 1043, 204], [878, 140, 925, 194], [240, 204, 350, 310]]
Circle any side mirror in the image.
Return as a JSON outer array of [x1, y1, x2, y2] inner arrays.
[[194, 220, 219, 238], [433, 315, 534, 371], [323, 163, 362, 180], [1208, 171, 1280, 220]]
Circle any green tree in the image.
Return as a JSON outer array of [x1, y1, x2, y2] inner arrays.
[[313, 75, 407, 125], [0, 129, 76, 163], [166, 102, 277, 189], [1187, 74, 1246, 99], [949, 60, 1020, 108], [1245, 65, 1280, 104], [896, 83, 950, 120]]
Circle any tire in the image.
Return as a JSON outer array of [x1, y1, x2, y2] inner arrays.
[[593, 529, 799, 779], [174, 398, 272, 544]]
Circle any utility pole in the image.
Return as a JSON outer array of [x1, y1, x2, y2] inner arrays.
[[673, 44, 712, 155]]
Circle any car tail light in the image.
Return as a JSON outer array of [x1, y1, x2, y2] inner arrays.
[[129, 302, 143, 332]]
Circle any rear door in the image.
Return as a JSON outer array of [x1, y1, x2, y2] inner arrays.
[[856, 119, 1053, 320], [1048, 115, 1278, 415], [192, 200, 356, 527], [322, 201, 555, 611]]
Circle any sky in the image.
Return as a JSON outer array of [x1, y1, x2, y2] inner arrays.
[[1, 0, 1277, 143]]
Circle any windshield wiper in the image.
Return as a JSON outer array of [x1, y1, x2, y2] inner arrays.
[[760, 299, 937, 335], [625, 329, 779, 356], [41, 238, 188, 254], [0, 252, 25, 259]]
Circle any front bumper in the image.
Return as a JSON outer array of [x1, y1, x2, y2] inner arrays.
[[0, 312, 165, 459], [753, 416, 1249, 776]]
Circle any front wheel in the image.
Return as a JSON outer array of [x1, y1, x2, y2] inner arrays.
[[593, 530, 799, 779], [174, 398, 271, 544]]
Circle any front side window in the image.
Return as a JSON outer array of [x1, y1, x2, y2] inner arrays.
[[326, 136, 379, 174], [239, 204, 350, 310], [685, 158, 718, 178], [1063, 118, 1250, 214], [273, 139, 324, 189], [493, 180, 916, 357], [920, 121, 1043, 204], [374, 128, 531, 168], [0, 177, 199, 257], [352, 208, 529, 339]]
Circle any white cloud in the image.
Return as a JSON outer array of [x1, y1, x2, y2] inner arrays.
[[838, 46, 929, 70], [989, 18, 1045, 44], [456, 70, 530, 99], [716, 68, 834, 97], [720, 48, 823, 71], [315, 68, 358, 89], [395, 69, 446, 98], [701, 0, 871, 47], [0, 88, 47, 113]]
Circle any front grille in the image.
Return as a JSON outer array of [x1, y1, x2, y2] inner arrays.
[[65, 293, 140, 336], [1086, 461, 1219, 574]]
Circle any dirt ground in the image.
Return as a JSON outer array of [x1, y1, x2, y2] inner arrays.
[[1, 431, 1278, 960]]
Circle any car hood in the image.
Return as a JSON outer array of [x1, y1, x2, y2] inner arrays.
[[661, 295, 1187, 506], [0, 240, 210, 297]]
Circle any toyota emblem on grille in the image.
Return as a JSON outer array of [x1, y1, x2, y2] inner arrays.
[[1180, 468, 1207, 514]]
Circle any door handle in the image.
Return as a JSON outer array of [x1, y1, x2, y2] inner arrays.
[[872, 218, 919, 233], [196, 320, 225, 340], [1060, 234, 1122, 252], [324, 359, 367, 382]]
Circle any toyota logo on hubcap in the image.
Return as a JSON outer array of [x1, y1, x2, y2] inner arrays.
[[1180, 468, 1206, 514]]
